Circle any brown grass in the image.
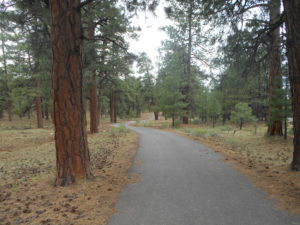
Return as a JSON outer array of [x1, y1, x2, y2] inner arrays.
[[0, 116, 139, 225]]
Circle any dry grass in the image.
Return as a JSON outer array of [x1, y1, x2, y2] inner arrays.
[[135, 116, 300, 215], [0, 115, 139, 225]]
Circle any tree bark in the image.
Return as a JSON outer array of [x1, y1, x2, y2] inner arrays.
[[35, 78, 43, 128], [88, 6, 98, 134], [267, 0, 283, 136], [97, 89, 102, 127], [283, 0, 300, 170], [50, 0, 93, 186], [90, 73, 98, 133]]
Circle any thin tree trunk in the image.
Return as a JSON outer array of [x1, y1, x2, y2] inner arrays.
[[42, 105, 45, 119], [283, 0, 300, 170], [50, 0, 93, 186], [154, 111, 159, 120], [35, 78, 43, 128], [97, 89, 102, 128], [110, 90, 117, 123], [114, 93, 117, 123], [267, 0, 283, 136], [88, 7, 98, 134], [284, 77, 288, 140], [172, 115, 175, 128], [90, 73, 98, 133], [182, 0, 193, 124], [45, 105, 49, 120], [240, 119, 243, 130], [7, 101, 12, 121]]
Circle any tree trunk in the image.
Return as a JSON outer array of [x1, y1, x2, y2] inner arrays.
[[90, 74, 98, 133], [88, 8, 98, 134], [42, 105, 45, 119], [7, 101, 12, 121], [181, 0, 193, 125], [283, 78, 288, 140], [110, 90, 117, 123], [45, 105, 49, 120], [136, 95, 141, 118], [267, 0, 283, 136], [283, 0, 300, 170], [240, 118, 243, 130], [172, 115, 175, 128], [97, 89, 102, 128], [35, 78, 43, 128], [154, 111, 159, 120], [50, 0, 93, 186]]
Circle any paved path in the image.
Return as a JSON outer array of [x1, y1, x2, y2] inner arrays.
[[109, 125, 300, 225]]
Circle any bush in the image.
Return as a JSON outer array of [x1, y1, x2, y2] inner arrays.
[[231, 103, 257, 130], [109, 124, 129, 138]]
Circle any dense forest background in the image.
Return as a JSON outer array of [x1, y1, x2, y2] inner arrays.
[[0, 0, 300, 185]]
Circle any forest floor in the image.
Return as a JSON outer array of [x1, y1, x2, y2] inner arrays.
[[134, 115, 300, 215], [0, 116, 139, 225]]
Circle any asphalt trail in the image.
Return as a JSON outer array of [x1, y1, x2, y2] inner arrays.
[[109, 125, 300, 225]]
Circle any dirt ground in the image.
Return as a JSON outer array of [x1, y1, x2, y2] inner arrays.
[[0, 117, 139, 225], [135, 117, 300, 215]]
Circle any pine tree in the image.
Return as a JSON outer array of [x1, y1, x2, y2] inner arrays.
[[231, 103, 257, 130], [283, 0, 300, 171], [50, 0, 93, 186]]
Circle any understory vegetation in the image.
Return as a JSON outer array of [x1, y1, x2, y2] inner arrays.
[[0, 116, 138, 225]]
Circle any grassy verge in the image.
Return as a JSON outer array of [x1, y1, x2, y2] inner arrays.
[[135, 117, 300, 214], [0, 117, 139, 225]]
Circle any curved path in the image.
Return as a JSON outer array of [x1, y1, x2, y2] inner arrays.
[[109, 125, 300, 225]]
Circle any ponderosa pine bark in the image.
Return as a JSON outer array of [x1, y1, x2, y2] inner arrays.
[[50, 0, 93, 186], [35, 78, 43, 128], [283, 0, 300, 170], [97, 89, 102, 126], [88, 11, 99, 133], [267, 0, 283, 136], [90, 72, 98, 133]]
